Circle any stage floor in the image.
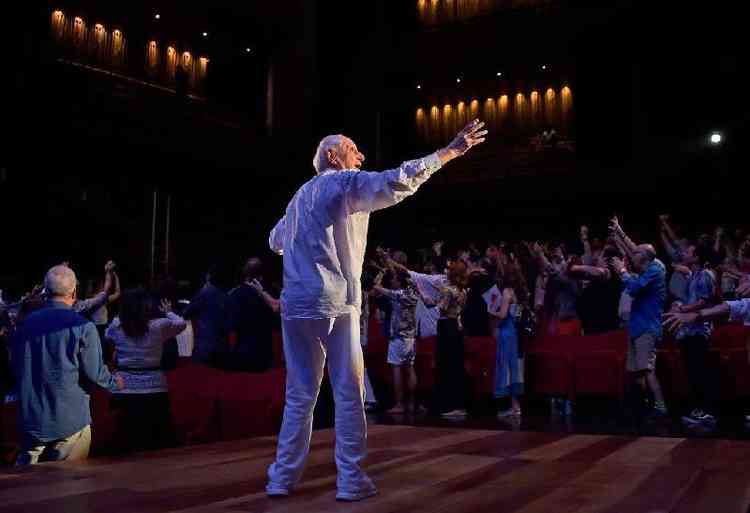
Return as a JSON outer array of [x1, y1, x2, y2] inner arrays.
[[2, 425, 750, 513]]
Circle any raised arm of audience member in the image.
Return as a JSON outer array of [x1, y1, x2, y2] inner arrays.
[[248, 279, 281, 314], [714, 226, 724, 256], [580, 226, 593, 265], [74, 264, 114, 316], [155, 299, 189, 339], [106, 262, 121, 303], [672, 263, 691, 276], [534, 274, 546, 312], [569, 264, 610, 281], [531, 242, 552, 273], [610, 216, 637, 260]]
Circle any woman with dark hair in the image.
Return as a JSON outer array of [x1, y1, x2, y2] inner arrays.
[[427, 260, 469, 418], [106, 288, 186, 452], [491, 262, 529, 418]]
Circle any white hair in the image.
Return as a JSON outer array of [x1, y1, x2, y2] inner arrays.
[[44, 265, 77, 298], [312, 135, 343, 174]]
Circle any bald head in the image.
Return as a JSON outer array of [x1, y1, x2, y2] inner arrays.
[[636, 244, 656, 261], [44, 265, 77, 300], [312, 135, 343, 174], [312, 135, 364, 174]]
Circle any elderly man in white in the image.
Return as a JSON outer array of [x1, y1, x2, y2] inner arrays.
[[266, 119, 486, 501]]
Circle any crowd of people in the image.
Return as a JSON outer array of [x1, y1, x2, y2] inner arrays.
[[0, 256, 282, 464], [358, 213, 750, 427], [2, 212, 750, 467]]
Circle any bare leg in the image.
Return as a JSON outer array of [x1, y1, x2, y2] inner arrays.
[[405, 365, 417, 411], [388, 365, 405, 413]]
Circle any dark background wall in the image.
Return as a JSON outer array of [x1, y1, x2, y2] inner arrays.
[[1, 0, 746, 296]]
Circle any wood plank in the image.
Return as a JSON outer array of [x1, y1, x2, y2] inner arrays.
[[2, 427, 750, 513]]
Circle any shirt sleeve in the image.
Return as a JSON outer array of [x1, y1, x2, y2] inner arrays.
[[622, 264, 662, 298], [408, 271, 447, 302], [78, 322, 118, 391], [157, 312, 188, 341], [727, 299, 750, 324], [269, 216, 286, 255], [378, 288, 399, 301], [695, 271, 716, 302], [341, 153, 443, 214], [74, 292, 108, 317]]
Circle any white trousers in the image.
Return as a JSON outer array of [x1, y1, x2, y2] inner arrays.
[[268, 306, 373, 494]]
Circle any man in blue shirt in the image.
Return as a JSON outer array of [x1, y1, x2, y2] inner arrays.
[[671, 244, 719, 427], [11, 265, 122, 466], [610, 217, 668, 417]]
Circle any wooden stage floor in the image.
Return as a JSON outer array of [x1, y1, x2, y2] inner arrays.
[[2, 425, 750, 513]]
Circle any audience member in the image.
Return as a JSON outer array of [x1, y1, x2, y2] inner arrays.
[[11, 265, 123, 466], [106, 288, 186, 451]]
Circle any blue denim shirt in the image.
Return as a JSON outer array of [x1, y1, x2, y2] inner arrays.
[[622, 259, 667, 340], [11, 301, 117, 442]]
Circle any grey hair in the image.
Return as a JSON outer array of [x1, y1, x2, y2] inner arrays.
[[44, 265, 77, 298], [312, 135, 343, 174]]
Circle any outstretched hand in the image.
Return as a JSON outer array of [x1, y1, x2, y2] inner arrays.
[[442, 119, 487, 160]]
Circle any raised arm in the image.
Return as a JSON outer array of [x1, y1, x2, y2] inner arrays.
[[342, 120, 487, 214], [610, 216, 637, 259], [74, 268, 114, 317], [569, 264, 611, 281], [248, 279, 281, 314], [108, 271, 121, 303]]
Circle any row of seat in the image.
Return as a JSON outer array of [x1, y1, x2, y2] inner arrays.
[[2, 323, 748, 460], [363, 323, 750, 404]]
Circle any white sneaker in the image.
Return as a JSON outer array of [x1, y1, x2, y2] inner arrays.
[[441, 409, 467, 418], [336, 485, 378, 502]]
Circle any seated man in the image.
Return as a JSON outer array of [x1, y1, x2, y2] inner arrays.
[[10, 265, 122, 466]]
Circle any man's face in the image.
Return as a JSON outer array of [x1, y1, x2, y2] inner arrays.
[[684, 245, 698, 266], [485, 246, 499, 261], [330, 137, 364, 170]]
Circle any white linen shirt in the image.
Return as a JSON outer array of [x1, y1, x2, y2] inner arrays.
[[270, 154, 443, 320]]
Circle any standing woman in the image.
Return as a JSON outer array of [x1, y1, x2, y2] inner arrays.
[[428, 261, 469, 418], [106, 288, 187, 452], [492, 263, 529, 418]]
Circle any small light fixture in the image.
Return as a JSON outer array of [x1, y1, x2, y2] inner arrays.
[[416, 84, 421, 90], [496, 72, 502, 77], [246, 47, 252, 53], [541, 64, 547, 70], [154, 13, 161, 20], [456, 77, 461, 83], [710, 132, 722, 145], [202, 32, 208, 37]]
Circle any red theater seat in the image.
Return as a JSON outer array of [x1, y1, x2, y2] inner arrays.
[[166, 362, 221, 445], [217, 368, 286, 441]]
